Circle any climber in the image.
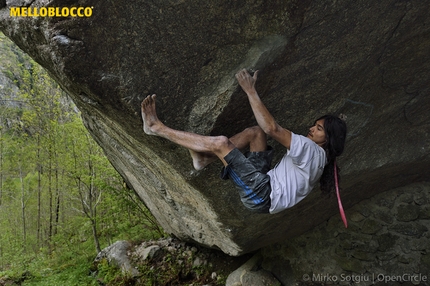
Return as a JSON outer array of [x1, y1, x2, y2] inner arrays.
[[141, 69, 347, 224]]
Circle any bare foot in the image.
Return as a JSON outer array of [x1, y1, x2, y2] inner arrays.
[[141, 94, 162, 135], [189, 150, 217, 171]]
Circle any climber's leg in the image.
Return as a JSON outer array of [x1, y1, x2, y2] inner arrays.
[[188, 126, 267, 170], [141, 94, 272, 212], [142, 94, 235, 166], [141, 95, 267, 170], [141, 94, 268, 170]]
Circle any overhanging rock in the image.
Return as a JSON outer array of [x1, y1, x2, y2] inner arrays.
[[1, 0, 429, 255]]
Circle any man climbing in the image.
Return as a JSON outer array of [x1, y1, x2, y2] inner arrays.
[[141, 69, 347, 221]]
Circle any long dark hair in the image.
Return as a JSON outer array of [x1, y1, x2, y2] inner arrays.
[[317, 115, 347, 194]]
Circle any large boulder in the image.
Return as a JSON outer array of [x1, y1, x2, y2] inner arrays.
[[1, 0, 429, 255]]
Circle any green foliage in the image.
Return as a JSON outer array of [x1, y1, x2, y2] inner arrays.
[[18, 255, 99, 286], [0, 33, 164, 284], [96, 259, 135, 286]]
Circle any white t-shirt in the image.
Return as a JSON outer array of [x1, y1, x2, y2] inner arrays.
[[268, 132, 327, 214]]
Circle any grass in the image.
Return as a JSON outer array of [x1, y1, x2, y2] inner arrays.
[[0, 244, 100, 286], [0, 255, 98, 286]]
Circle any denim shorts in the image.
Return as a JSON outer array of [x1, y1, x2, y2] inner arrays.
[[221, 147, 274, 213]]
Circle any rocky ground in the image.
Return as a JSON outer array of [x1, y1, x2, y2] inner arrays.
[[93, 237, 254, 285]]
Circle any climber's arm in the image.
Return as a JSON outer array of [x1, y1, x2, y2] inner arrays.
[[235, 69, 292, 149]]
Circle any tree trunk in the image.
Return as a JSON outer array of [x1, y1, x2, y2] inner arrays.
[[37, 134, 42, 245], [19, 166, 26, 246], [48, 143, 53, 252], [91, 218, 101, 253], [54, 167, 60, 236]]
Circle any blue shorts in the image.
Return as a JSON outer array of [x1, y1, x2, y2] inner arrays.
[[221, 147, 274, 213]]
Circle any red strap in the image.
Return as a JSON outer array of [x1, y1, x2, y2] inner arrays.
[[334, 161, 348, 228]]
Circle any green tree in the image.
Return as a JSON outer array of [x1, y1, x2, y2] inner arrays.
[[0, 33, 163, 283]]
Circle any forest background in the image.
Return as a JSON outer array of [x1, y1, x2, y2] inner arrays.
[[0, 32, 164, 285]]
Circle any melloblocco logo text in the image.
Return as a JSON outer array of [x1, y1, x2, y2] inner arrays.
[[10, 6, 93, 17]]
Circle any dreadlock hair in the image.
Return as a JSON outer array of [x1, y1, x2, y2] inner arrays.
[[317, 114, 347, 195]]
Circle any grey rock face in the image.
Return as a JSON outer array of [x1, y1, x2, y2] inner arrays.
[[261, 182, 430, 285], [1, 1, 429, 255], [226, 253, 281, 286], [95, 240, 139, 277]]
